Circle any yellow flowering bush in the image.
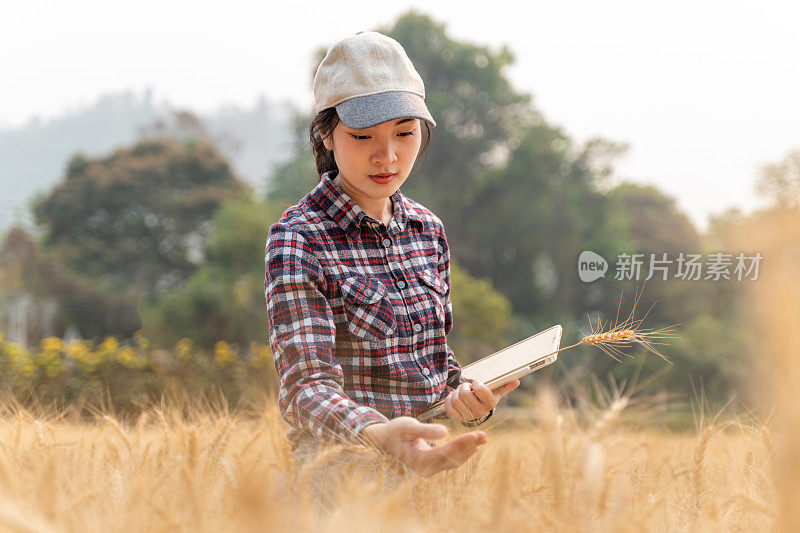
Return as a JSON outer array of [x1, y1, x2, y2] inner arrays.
[[0, 334, 277, 413], [176, 338, 195, 361], [115, 345, 142, 368], [40, 337, 63, 353], [1, 340, 36, 379], [249, 341, 274, 370], [35, 337, 64, 377]]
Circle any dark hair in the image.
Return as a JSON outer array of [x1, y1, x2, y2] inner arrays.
[[309, 108, 432, 180]]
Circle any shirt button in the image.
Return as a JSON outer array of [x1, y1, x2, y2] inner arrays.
[[382, 238, 392, 248], [277, 324, 287, 333], [413, 323, 422, 333], [397, 280, 406, 289], [422, 367, 430, 375]]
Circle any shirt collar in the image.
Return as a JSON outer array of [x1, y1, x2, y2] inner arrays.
[[309, 171, 425, 240]]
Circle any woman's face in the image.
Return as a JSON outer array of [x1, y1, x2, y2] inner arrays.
[[323, 117, 422, 200]]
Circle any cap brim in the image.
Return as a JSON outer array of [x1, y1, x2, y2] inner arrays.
[[335, 91, 436, 130]]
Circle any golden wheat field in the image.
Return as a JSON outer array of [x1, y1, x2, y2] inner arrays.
[[0, 209, 796, 533], [0, 392, 781, 533]]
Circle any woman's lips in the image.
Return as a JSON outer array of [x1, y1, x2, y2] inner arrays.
[[369, 173, 395, 184]]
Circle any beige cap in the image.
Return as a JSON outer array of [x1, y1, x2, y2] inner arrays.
[[313, 31, 436, 129]]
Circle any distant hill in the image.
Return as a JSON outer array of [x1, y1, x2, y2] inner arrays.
[[0, 88, 297, 233]]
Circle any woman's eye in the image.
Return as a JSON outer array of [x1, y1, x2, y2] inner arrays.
[[348, 131, 415, 140]]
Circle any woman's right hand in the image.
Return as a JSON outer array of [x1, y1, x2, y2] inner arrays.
[[359, 417, 487, 477]]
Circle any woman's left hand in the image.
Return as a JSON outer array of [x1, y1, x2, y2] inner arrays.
[[444, 379, 520, 423]]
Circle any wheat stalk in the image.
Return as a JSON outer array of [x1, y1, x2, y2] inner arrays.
[[572, 285, 677, 364]]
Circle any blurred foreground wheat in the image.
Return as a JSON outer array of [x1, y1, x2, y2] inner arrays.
[[731, 207, 800, 531]]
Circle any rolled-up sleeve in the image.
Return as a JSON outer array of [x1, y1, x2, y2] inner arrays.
[[265, 223, 388, 444]]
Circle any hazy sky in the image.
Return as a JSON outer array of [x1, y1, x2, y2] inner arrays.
[[3, 0, 799, 231]]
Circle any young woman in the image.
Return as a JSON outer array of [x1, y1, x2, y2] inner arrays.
[[265, 31, 519, 479]]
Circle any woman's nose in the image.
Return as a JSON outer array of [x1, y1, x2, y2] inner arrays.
[[371, 139, 398, 166]]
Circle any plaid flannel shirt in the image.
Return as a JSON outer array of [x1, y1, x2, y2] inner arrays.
[[265, 171, 492, 450]]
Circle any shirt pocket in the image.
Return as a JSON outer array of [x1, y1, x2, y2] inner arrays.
[[340, 275, 398, 342], [416, 268, 448, 325]]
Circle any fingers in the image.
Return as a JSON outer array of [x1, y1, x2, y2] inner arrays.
[[444, 392, 459, 421], [444, 378, 521, 422], [470, 380, 494, 405], [493, 379, 520, 399], [382, 419, 489, 478], [398, 418, 448, 441], [460, 381, 493, 415], [375, 417, 447, 458], [412, 431, 487, 477], [449, 382, 482, 421]]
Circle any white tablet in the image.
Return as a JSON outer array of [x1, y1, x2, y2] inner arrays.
[[461, 324, 562, 388], [417, 324, 562, 421]]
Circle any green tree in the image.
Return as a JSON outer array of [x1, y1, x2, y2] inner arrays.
[[448, 261, 514, 363], [0, 227, 141, 341], [609, 183, 700, 254], [33, 136, 247, 303], [140, 196, 283, 348], [265, 114, 319, 204], [602, 182, 703, 328], [457, 124, 634, 324]]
